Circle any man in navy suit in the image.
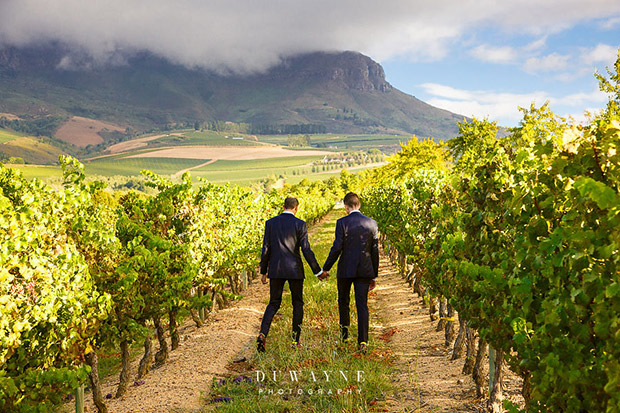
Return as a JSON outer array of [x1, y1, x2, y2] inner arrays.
[[257, 196, 324, 352], [322, 192, 379, 353]]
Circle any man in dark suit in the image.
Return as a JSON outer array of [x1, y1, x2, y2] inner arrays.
[[322, 192, 379, 354], [257, 196, 324, 352]]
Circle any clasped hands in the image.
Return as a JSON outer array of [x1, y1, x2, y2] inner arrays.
[[317, 270, 329, 281], [261, 271, 375, 289], [260, 270, 330, 284]]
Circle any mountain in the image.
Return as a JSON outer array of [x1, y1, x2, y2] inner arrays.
[[0, 45, 465, 140]]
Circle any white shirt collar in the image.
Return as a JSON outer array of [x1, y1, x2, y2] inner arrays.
[[349, 210, 361, 213], [282, 211, 295, 215]]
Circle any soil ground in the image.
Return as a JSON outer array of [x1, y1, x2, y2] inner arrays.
[[370, 257, 523, 412], [105, 133, 184, 154], [126, 146, 332, 161], [74, 281, 269, 413], [0, 112, 21, 120], [55, 116, 125, 147]]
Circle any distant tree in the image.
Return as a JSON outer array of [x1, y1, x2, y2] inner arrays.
[[287, 134, 311, 147], [8, 156, 25, 164]]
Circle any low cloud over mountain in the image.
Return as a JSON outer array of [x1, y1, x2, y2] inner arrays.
[[1, 0, 619, 74]]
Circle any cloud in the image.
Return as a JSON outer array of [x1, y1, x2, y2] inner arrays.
[[418, 83, 475, 101], [550, 90, 608, 107], [469, 44, 517, 64], [601, 16, 620, 29], [467, 36, 546, 67], [523, 36, 548, 52], [1, 0, 620, 73], [420, 82, 607, 126], [581, 43, 619, 64], [523, 53, 570, 73]]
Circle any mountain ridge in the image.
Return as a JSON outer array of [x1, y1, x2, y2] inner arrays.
[[0, 45, 465, 140]]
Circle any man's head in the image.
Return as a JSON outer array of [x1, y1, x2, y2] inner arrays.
[[284, 196, 299, 214], [343, 192, 360, 214]]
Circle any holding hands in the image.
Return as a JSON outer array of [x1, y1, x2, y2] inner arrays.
[[318, 270, 329, 281]]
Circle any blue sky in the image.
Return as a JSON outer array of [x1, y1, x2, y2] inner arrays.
[[1, 1, 619, 128], [380, 16, 620, 127]]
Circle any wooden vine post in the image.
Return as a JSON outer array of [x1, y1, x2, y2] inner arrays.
[[242, 269, 248, 290], [488, 346, 496, 395], [198, 288, 206, 323], [74, 384, 84, 413]]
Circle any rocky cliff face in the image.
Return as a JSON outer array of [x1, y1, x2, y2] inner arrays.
[[268, 51, 392, 92], [0, 46, 390, 93]]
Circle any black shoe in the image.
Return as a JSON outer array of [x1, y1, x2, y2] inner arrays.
[[257, 333, 266, 353], [358, 342, 367, 354]]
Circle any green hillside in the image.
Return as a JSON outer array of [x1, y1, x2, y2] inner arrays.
[[0, 47, 465, 140], [0, 128, 24, 143], [0, 135, 65, 164]]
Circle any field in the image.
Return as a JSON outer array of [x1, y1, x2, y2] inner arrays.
[[8, 158, 206, 180], [6, 128, 384, 184], [188, 156, 331, 184], [106, 133, 185, 154], [126, 145, 332, 161], [10, 153, 379, 186], [106, 130, 259, 154], [84, 157, 208, 177], [9, 165, 64, 180], [257, 133, 413, 152], [55, 116, 125, 147]]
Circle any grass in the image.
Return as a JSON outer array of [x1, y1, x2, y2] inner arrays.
[[190, 156, 324, 184], [0, 137, 65, 164], [207, 209, 394, 412], [83, 157, 206, 176], [9, 165, 64, 180], [194, 156, 323, 171], [147, 130, 260, 148], [190, 157, 378, 185], [0, 127, 25, 143]]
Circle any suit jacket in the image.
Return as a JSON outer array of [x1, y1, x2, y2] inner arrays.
[[259, 212, 321, 279], [323, 211, 379, 279]]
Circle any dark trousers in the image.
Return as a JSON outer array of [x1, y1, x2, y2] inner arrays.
[[259, 278, 304, 342], [337, 277, 371, 344]]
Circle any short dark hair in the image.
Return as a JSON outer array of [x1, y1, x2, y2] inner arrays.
[[284, 196, 299, 210], [343, 192, 360, 208]]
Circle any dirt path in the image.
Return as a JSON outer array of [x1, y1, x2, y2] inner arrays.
[[77, 281, 269, 413], [369, 255, 478, 412], [369, 252, 524, 412], [172, 159, 217, 178]]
